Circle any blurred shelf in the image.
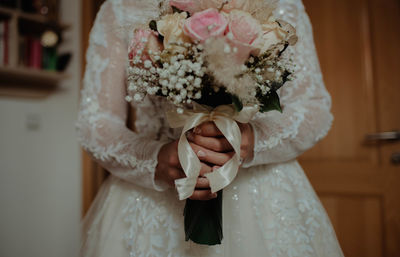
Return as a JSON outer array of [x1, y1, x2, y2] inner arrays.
[[0, 4, 70, 98], [0, 66, 69, 98], [0, 65, 67, 83], [0, 6, 14, 16], [0, 6, 70, 29]]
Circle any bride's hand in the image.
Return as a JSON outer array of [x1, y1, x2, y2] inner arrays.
[[155, 140, 218, 200], [187, 121, 255, 164]]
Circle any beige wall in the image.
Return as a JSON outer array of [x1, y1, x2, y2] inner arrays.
[[0, 0, 82, 256]]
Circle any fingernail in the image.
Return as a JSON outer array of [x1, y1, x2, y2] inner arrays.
[[197, 150, 206, 158], [213, 166, 221, 171], [194, 127, 201, 134]]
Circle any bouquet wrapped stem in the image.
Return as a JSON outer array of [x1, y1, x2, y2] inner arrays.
[[184, 191, 223, 245]]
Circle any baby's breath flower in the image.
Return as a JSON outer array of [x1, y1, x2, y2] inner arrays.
[[194, 78, 202, 87], [125, 95, 132, 102], [176, 83, 183, 90], [224, 44, 231, 53], [178, 69, 185, 77], [160, 80, 169, 87], [226, 32, 234, 40], [134, 93, 143, 101], [175, 95, 183, 103], [180, 89, 188, 98], [170, 76, 178, 84]]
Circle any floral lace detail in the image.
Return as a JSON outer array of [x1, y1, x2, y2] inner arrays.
[[248, 162, 342, 257], [122, 190, 183, 257], [122, 186, 220, 257], [76, 0, 169, 191]]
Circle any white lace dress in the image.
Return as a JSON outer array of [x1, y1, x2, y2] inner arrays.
[[76, 0, 345, 256]]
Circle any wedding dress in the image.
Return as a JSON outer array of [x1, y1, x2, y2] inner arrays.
[[76, 0, 345, 256]]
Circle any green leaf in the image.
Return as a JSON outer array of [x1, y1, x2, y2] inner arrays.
[[171, 5, 191, 17], [259, 90, 283, 113], [231, 95, 243, 112], [172, 5, 184, 13], [149, 20, 157, 32], [184, 191, 223, 245]]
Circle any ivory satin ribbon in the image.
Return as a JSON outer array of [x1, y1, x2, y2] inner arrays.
[[166, 104, 257, 200]]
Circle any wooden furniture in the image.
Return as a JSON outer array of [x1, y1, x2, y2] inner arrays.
[[0, 2, 69, 97]]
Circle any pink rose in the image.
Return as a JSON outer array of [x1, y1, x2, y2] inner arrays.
[[228, 10, 262, 46], [226, 10, 262, 63], [128, 29, 163, 66], [183, 8, 228, 42]]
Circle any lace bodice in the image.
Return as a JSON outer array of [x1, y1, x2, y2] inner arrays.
[[76, 0, 333, 191]]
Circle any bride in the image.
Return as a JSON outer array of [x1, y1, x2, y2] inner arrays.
[[77, 0, 345, 256]]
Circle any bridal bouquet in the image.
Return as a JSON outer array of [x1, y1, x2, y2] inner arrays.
[[126, 0, 297, 245]]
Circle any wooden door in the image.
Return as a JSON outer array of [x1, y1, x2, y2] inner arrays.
[[81, 0, 107, 216], [300, 0, 400, 256]]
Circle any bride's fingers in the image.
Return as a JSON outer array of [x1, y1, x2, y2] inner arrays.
[[190, 143, 234, 166], [167, 168, 185, 186], [195, 177, 210, 188], [175, 159, 212, 179], [187, 132, 233, 152], [196, 166, 220, 189], [194, 122, 223, 137], [189, 189, 217, 201], [213, 166, 221, 171], [200, 162, 213, 177]]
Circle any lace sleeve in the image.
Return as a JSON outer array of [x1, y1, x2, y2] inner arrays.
[[76, 1, 169, 191], [242, 0, 333, 168]]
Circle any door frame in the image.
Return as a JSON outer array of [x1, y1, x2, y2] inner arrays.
[[80, 0, 107, 217]]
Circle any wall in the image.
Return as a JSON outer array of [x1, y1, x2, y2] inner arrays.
[[0, 0, 82, 256]]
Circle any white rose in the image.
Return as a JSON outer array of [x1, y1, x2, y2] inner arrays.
[[157, 12, 192, 53], [258, 22, 289, 53]]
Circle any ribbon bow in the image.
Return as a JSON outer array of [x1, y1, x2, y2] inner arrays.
[[166, 104, 257, 200]]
